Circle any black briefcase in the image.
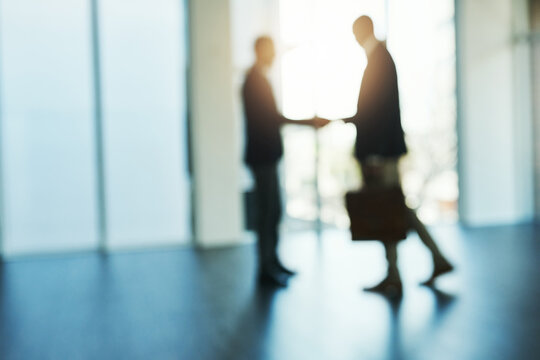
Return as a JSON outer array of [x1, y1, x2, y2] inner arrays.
[[345, 186, 409, 241]]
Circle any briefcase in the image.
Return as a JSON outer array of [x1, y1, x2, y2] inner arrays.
[[345, 186, 409, 241]]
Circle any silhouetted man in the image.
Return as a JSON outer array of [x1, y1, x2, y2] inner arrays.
[[242, 36, 329, 287], [344, 16, 453, 297]]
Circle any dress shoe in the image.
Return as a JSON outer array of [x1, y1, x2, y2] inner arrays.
[[258, 271, 289, 287], [364, 278, 403, 298], [421, 260, 454, 286]]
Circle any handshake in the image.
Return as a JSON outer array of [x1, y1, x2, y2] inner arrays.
[[283, 116, 335, 129], [311, 116, 332, 129]]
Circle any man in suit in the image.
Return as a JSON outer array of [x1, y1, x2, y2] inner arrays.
[[343, 16, 453, 297], [242, 36, 329, 287]]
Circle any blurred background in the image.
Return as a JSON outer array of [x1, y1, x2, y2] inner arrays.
[[0, 0, 536, 254], [0, 0, 192, 254], [0, 0, 539, 359]]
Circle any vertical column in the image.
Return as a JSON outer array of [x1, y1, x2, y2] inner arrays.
[[0, 0, 4, 258], [189, 0, 243, 246], [455, 0, 535, 225], [90, 0, 108, 251], [531, 0, 540, 219], [511, 0, 535, 223]]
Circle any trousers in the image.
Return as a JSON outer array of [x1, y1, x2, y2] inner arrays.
[[250, 164, 282, 272]]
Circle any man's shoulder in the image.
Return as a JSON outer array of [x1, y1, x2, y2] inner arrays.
[[244, 66, 265, 87], [247, 65, 266, 79], [373, 43, 392, 59], [369, 44, 396, 73]]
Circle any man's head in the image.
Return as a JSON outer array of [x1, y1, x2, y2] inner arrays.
[[254, 36, 275, 68], [353, 16, 375, 47]]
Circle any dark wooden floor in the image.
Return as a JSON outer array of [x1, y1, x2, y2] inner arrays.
[[0, 224, 539, 360]]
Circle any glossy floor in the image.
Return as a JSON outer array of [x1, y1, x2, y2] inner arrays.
[[0, 224, 539, 359]]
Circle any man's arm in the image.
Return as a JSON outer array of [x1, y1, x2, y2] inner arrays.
[[342, 115, 356, 124], [245, 71, 330, 129], [281, 117, 331, 128], [342, 62, 388, 128]]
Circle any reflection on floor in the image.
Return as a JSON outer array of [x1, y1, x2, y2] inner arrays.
[[0, 224, 539, 360]]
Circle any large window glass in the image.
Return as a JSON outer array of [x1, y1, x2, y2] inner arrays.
[[99, 0, 190, 248], [280, 0, 387, 231], [0, 0, 191, 256], [0, 0, 98, 254], [387, 0, 458, 223], [278, 0, 458, 229]]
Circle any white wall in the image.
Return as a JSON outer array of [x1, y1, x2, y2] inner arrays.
[[189, 0, 243, 247], [456, 0, 535, 225]]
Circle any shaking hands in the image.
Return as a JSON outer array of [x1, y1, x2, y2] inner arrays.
[[312, 116, 332, 129], [284, 116, 331, 129]]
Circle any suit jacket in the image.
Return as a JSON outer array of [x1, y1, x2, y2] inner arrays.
[[242, 66, 286, 166], [346, 42, 407, 161]]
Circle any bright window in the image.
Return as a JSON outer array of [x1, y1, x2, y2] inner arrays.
[[279, 0, 458, 228]]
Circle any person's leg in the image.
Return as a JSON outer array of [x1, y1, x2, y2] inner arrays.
[[407, 209, 454, 284], [268, 165, 282, 267], [384, 241, 400, 282], [268, 167, 297, 276], [252, 166, 277, 272], [360, 161, 379, 188], [407, 209, 446, 261], [364, 241, 403, 297], [360, 160, 403, 296], [252, 165, 288, 286]]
